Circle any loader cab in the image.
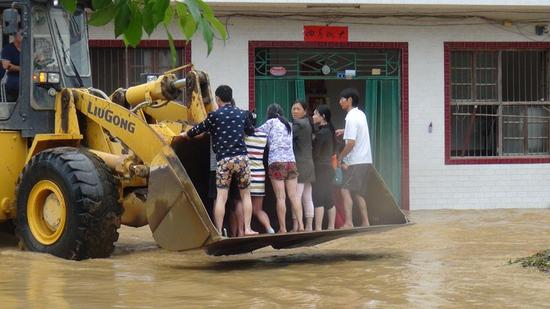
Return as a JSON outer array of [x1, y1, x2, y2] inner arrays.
[[0, 1, 91, 137]]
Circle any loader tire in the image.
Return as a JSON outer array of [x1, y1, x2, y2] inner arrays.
[[15, 147, 122, 260]]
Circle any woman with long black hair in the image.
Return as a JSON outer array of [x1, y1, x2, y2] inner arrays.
[[312, 104, 337, 231], [291, 100, 315, 232], [257, 103, 304, 233]]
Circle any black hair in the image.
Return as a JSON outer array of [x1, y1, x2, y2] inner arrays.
[[215, 85, 233, 103], [293, 99, 314, 127], [339, 88, 360, 107], [316, 104, 337, 154], [293, 99, 308, 111], [266, 103, 291, 134], [246, 110, 257, 127], [316, 104, 333, 127]]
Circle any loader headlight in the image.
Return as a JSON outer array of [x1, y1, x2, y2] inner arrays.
[[33, 71, 60, 85], [47, 73, 60, 83]]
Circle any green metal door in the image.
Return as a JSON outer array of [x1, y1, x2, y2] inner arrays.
[[255, 79, 305, 125], [365, 78, 401, 205], [253, 47, 402, 206]]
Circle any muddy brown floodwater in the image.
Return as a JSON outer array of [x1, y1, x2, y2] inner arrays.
[[0, 209, 548, 308]]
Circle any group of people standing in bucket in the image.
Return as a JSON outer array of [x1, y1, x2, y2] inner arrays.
[[174, 85, 372, 236]]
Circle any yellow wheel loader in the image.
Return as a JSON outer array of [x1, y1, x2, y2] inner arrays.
[[0, 2, 408, 260]]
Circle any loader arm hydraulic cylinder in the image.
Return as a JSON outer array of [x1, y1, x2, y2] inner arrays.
[[69, 89, 219, 251], [125, 75, 185, 106]]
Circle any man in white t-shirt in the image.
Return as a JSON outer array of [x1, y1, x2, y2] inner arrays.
[[336, 88, 372, 228]]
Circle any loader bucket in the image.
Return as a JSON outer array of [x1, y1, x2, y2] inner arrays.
[[204, 224, 406, 256], [145, 144, 220, 251], [146, 138, 409, 255], [204, 164, 410, 256]]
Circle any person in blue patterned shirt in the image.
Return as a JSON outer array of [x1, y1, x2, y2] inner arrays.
[[177, 85, 258, 236]]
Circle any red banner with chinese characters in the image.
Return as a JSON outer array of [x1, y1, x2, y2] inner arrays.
[[304, 26, 349, 43]]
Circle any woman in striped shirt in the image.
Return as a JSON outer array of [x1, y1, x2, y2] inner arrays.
[[245, 111, 275, 234]]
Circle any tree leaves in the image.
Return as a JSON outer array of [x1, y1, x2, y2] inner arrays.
[[113, 0, 131, 38], [60, 0, 77, 13], [123, 2, 143, 47], [186, 0, 228, 54], [184, 0, 202, 21], [61, 0, 227, 60], [165, 26, 177, 65], [198, 19, 213, 55], [91, 0, 112, 10], [88, 4, 115, 26], [163, 4, 174, 27], [206, 14, 227, 41], [176, 3, 197, 39], [141, 0, 156, 35], [152, 0, 170, 26]]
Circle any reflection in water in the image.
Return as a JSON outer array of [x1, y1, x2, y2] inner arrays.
[[25, 258, 70, 309], [0, 209, 548, 308], [174, 252, 392, 272], [405, 239, 449, 307]]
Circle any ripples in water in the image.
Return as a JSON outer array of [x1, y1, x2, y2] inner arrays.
[[0, 209, 548, 308]]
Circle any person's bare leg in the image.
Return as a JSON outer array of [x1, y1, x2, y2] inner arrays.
[[340, 188, 354, 228], [239, 188, 258, 235], [302, 183, 314, 231], [353, 193, 370, 226], [314, 207, 324, 231], [327, 206, 336, 230], [234, 199, 245, 236], [290, 220, 298, 232], [252, 196, 273, 233], [214, 188, 229, 233], [304, 218, 313, 232], [291, 183, 305, 232], [286, 178, 304, 231], [270, 178, 287, 233]]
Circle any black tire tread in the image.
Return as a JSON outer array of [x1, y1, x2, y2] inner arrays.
[[15, 147, 122, 260]]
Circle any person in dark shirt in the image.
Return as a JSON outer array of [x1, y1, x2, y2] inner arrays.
[[177, 85, 258, 236], [1, 30, 22, 102], [291, 100, 315, 231], [312, 104, 337, 231], [0, 60, 5, 88]]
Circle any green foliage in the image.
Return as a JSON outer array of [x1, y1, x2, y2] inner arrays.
[[114, 0, 131, 38], [64, 0, 227, 58], [165, 26, 177, 65], [60, 0, 77, 13], [88, 4, 115, 26], [124, 2, 143, 47], [511, 249, 550, 272]]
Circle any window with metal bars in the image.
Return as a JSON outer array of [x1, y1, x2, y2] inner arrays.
[[450, 49, 550, 157], [90, 47, 186, 95], [255, 48, 400, 78]]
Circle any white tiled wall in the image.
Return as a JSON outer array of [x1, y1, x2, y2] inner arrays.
[[89, 15, 550, 210]]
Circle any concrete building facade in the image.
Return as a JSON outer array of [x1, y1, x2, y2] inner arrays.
[[89, 1, 550, 210]]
